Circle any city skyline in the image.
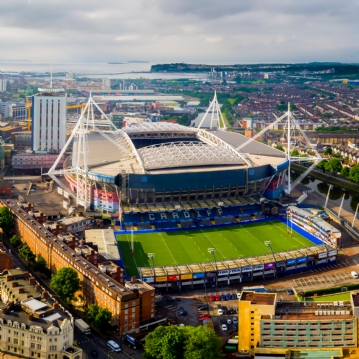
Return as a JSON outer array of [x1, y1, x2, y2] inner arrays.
[[1, 0, 359, 63]]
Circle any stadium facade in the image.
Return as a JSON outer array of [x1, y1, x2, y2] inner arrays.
[[62, 121, 289, 215]]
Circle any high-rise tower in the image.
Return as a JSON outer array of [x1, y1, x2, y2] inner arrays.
[[31, 88, 67, 153]]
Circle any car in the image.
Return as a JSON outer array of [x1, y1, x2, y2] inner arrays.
[[91, 350, 98, 358], [209, 295, 215, 302], [217, 308, 223, 315], [220, 319, 227, 324], [221, 324, 227, 331], [351, 271, 359, 279], [198, 304, 208, 311], [198, 314, 209, 322], [177, 310, 187, 316], [221, 295, 226, 301], [231, 293, 237, 300], [215, 294, 220, 301], [229, 308, 236, 315], [198, 313, 209, 319], [237, 292, 242, 299], [286, 289, 294, 295], [232, 317, 238, 325], [225, 293, 231, 300], [227, 318, 232, 325]]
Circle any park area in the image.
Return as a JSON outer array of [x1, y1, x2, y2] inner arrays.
[[117, 220, 315, 277]]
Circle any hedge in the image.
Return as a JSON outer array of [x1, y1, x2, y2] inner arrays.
[[303, 283, 359, 297]]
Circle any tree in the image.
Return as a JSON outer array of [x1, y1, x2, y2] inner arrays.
[[144, 326, 223, 359], [50, 267, 80, 303], [32, 256, 47, 273], [325, 158, 342, 174], [19, 244, 35, 263], [324, 147, 333, 156], [10, 235, 21, 247], [86, 304, 112, 330], [317, 160, 328, 173], [0, 207, 13, 233], [350, 164, 359, 183], [341, 166, 350, 177], [275, 144, 285, 152]]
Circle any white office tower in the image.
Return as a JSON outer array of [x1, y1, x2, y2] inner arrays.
[[102, 77, 111, 90], [32, 88, 67, 153], [0, 79, 7, 92]]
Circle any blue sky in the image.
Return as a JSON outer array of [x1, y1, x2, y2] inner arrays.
[[0, 0, 359, 63]]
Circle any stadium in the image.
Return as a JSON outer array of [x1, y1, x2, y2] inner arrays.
[[49, 96, 338, 289]]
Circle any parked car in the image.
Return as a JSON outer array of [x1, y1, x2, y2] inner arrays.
[[198, 304, 208, 311], [232, 317, 238, 325], [177, 310, 187, 316], [215, 294, 220, 301], [229, 308, 236, 315], [221, 295, 226, 301], [351, 271, 359, 279], [237, 291, 242, 299], [198, 314, 209, 322], [231, 293, 237, 300], [209, 295, 215, 302], [225, 293, 231, 300], [227, 318, 232, 325], [217, 308, 223, 315], [221, 324, 228, 331], [286, 289, 294, 295]]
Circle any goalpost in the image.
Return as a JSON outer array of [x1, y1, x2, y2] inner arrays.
[[131, 229, 134, 255]]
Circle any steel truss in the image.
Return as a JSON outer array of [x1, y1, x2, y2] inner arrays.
[[138, 141, 245, 170], [197, 91, 227, 130], [124, 122, 195, 133], [47, 96, 144, 209], [236, 104, 321, 194]]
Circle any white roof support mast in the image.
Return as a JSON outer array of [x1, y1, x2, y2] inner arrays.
[[197, 91, 227, 130]]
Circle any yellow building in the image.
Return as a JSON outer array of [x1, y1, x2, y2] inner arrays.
[[238, 291, 359, 358]]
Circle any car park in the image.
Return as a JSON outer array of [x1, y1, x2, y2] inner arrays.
[[177, 310, 187, 316], [351, 271, 359, 279], [221, 324, 228, 331], [231, 293, 237, 300], [215, 294, 220, 301], [217, 308, 223, 315]]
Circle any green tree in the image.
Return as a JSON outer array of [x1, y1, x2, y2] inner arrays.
[[324, 147, 333, 155], [350, 164, 359, 183], [290, 149, 300, 157], [0, 207, 13, 233], [10, 235, 22, 247], [32, 256, 47, 273], [183, 326, 223, 359], [144, 326, 223, 359], [19, 244, 35, 263], [50, 267, 80, 303], [325, 158, 342, 174], [86, 304, 112, 330], [341, 166, 350, 177], [275, 144, 285, 152], [317, 160, 328, 173]]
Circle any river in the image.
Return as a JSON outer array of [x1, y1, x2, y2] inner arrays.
[[292, 171, 359, 214]]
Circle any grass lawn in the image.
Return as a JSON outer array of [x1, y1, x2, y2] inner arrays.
[[117, 220, 314, 277], [305, 292, 351, 302]]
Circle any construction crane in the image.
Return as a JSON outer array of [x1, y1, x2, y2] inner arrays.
[[24, 100, 86, 131], [25, 97, 32, 131]]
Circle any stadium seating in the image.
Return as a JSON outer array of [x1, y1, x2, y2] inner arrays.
[[180, 220, 196, 228], [198, 219, 213, 227], [137, 223, 153, 230], [123, 213, 144, 224], [154, 222, 179, 230], [215, 216, 236, 225]]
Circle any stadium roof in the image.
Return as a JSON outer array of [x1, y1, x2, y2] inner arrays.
[[72, 123, 287, 176], [93, 95, 185, 102]]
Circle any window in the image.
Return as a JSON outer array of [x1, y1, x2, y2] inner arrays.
[[14, 338, 18, 344], [31, 343, 35, 349], [37, 344, 41, 350]]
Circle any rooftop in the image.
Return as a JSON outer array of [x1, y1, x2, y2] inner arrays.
[[85, 229, 121, 261], [240, 292, 276, 306]]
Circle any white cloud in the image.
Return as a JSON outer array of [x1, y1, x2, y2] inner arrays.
[[115, 35, 140, 42], [205, 36, 222, 43]]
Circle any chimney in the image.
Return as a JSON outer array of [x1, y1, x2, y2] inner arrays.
[[79, 239, 85, 246], [6, 275, 12, 282], [23, 271, 29, 278], [29, 277, 35, 284], [131, 276, 137, 283], [35, 284, 40, 291], [42, 291, 48, 298], [53, 302, 59, 309], [18, 287, 24, 294], [29, 313, 33, 321], [11, 281, 18, 288]]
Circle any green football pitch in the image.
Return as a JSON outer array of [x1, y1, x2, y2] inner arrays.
[[117, 220, 314, 277]]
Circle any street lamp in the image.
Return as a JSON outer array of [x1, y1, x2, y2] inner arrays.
[[208, 248, 218, 287], [264, 241, 277, 278], [148, 253, 155, 275]]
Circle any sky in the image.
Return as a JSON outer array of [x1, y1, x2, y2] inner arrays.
[[0, 0, 359, 63]]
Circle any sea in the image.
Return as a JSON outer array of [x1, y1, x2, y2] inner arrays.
[[0, 61, 209, 80]]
